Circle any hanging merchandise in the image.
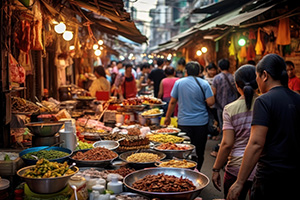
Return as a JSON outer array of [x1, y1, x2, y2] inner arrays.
[[255, 28, 264, 55], [247, 43, 256, 61], [30, 1, 43, 50], [240, 46, 247, 58], [228, 36, 236, 56], [15, 20, 31, 53], [248, 29, 256, 40], [276, 18, 291, 45], [9, 54, 26, 84], [18, 50, 33, 74]]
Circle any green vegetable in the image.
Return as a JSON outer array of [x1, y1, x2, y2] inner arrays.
[[4, 154, 10, 161], [104, 190, 114, 194], [22, 150, 69, 160]]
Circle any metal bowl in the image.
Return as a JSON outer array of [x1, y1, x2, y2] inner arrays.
[[119, 149, 166, 170], [151, 128, 181, 136], [26, 122, 64, 137], [123, 168, 209, 200], [93, 140, 120, 151], [19, 146, 72, 165], [69, 149, 118, 167], [155, 159, 197, 170], [153, 143, 195, 159], [17, 165, 79, 194]]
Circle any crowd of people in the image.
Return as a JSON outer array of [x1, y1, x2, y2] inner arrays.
[[78, 53, 299, 200]]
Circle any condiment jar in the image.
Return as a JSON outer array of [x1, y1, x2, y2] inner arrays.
[[96, 178, 106, 187], [92, 184, 105, 194], [107, 175, 123, 194], [69, 175, 88, 200]]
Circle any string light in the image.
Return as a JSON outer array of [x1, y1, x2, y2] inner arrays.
[[94, 49, 101, 56], [54, 22, 66, 34], [98, 40, 104, 45], [201, 47, 208, 53], [63, 31, 73, 41], [196, 50, 202, 56], [93, 44, 99, 50]]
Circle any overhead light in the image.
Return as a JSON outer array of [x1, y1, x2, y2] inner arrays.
[[93, 44, 99, 50], [94, 49, 101, 56], [196, 50, 202, 56], [63, 31, 73, 41], [69, 45, 75, 50], [238, 38, 246, 46], [201, 47, 208, 53], [98, 40, 104, 45], [99, 46, 103, 50], [54, 22, 66, 34]]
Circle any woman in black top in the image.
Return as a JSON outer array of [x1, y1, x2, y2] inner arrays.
[[227, 54, 300, 200]]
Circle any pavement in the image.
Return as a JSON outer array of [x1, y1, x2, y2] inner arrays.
[[198, 139, 224, 200]]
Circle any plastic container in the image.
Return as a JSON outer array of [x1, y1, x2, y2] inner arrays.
[[97, 178, 106, 187], [107, 175, 122, 194], [92, 184, 105, 194], [0, 178, 10, 200], [68, 175, 88, 200]]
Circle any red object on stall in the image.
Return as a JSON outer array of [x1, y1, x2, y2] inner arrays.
[[96, 91, 110, 101]]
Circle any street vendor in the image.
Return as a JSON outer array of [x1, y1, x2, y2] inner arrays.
[[89, 65, 110, 97], [121, 63, 137, 99]]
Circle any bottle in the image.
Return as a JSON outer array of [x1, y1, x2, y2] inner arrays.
[[107, 175, 123, 194]]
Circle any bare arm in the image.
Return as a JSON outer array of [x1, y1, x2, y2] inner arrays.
[[227, 125, 267, 200], [206, 96, 215, 107], [158, 80, 164, 100], [212, 129, 235, 191], [164, 97, 177, 125]]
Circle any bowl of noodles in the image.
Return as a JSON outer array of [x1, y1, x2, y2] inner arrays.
[[119, 149, 166, 169]]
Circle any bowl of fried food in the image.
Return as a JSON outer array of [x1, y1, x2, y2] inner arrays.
[[123, 168, 209, 200], [153, 143, 195, 159], [17, 159, 78, 194], [69, 147, 118, 167], [155, 159, 197, 170], [119, 149, 166, 169]]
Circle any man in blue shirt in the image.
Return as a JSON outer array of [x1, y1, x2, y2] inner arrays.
[[165, 61, 215, 170]]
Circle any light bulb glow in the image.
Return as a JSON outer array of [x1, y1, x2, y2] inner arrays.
[[69, 45, 75, 50], [93, 44, 99, 50], [196, 50, 202, 56], [94, 49, 101, 56], [201, 47, 208, 53], [63, 31, 73, 41], [238, 38, 246, 46], [98, 40, 104, 45], [54, 22, 66, 34]]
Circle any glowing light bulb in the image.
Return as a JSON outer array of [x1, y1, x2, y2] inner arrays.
[[63, 31, 73, 41], [93, 44, 99, 50], [98, 40, 104, 45], [201, 47, 208, 53], [196, 50, 202, 56], [54, 22, 66, 34], [69, 45, 75, 50], [238, 38, 246, 46], [94, 49, 101, 56]]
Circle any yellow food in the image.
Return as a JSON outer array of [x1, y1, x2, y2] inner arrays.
[[126, 153, 159, 163], [159, 159, 196, 168], [148, 134, 184, 143], [141, 108, 161, 115], [23, 159, 75, 178]]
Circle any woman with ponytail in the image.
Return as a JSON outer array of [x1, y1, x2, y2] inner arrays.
[[228, 54, 300, 200], [212, 65, 258, 200]]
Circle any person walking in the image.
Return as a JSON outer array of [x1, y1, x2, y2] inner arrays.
[[212, 65, 258, 200], [227, 54, 300, 200], [148, 58, 166, 97], [164, 61, 215, 170], [158, 66, 179, 116]]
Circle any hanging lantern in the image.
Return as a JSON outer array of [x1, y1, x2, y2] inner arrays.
[[54, 22, 66, 34], [238, 37, 246, 46], [63, 31, 73, 41]]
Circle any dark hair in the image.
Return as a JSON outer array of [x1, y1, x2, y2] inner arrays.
[[206, 62, 218, 70], [247, 60, 256, 66], [125, 63, 133, 69], [141, 62, 150, 70], [185, 61, 200, 76], [177, 58, 186, 66], [235, 65, 258, 110], [285, 60, 295, 68], [94, 65, 106, 78], [165, 66, 175, 75], [218, 59, 230, 70], [256, 54, 288, 86], [156, 58, 164, 66], [117, 61, 123, 65]]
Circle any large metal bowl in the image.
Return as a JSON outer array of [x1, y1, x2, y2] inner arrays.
[[123, 168, 209, 200], [17, 165, 79, 194], [93, 140, 119, 151], [26, 122, 64, 137], [19, 146, 72, 165], [69, 149, 118, 167], [153, 143, 195, 159], [119, 149, 166, 170]]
